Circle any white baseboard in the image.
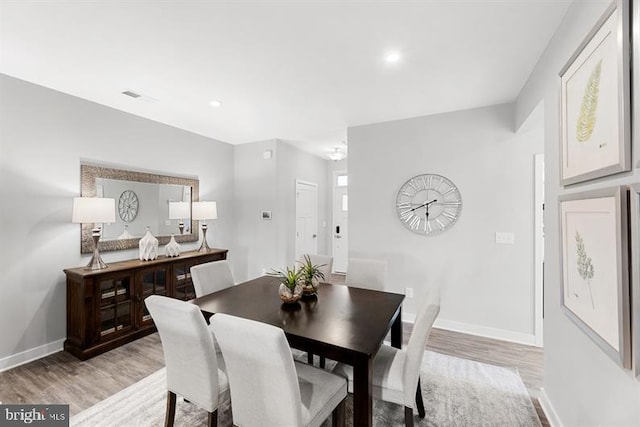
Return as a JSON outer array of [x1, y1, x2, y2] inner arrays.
[[0, 339, 65, 373], [402, 313, 537, 347], [539, 387, 564, 427]]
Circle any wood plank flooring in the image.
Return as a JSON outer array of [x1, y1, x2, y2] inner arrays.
[[0, 327, 547, 426]]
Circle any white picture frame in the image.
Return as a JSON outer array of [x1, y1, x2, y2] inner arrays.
[[629, 184, 640, 379], [559, 186, 630, 368], [559, 1, 630, 185]]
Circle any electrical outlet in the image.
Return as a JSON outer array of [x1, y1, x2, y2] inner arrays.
[[164, 220, 172, 227], [405, 287, 414, 298]]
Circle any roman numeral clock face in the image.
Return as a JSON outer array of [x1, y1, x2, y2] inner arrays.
[[395, 174, 462, 235]]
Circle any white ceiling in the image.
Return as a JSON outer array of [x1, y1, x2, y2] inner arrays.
[[0, 0, 571, 159]]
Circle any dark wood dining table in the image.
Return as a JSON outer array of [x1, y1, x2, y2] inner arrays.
[[190, 275, 405, 427]]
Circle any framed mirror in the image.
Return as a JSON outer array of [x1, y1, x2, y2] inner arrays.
[[79, 163, 199, 254]]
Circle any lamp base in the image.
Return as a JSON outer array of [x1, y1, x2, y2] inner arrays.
[[86, 228, 108, 270], [198, 224, 211, 253]]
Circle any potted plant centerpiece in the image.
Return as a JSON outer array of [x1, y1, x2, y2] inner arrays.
[[270, 266, 303, 304], [298, 255, 326, 297]]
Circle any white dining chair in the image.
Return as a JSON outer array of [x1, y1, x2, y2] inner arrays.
[[190, 260, 235, 298], [301, 254, 333, 282], [332, 288, 440, 427], [210, 313, 348, 427], [145, 295, 229, 427], [345, 257, 387, 291]]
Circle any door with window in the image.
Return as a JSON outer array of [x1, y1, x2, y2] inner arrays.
[[332, 172, 348, 273]]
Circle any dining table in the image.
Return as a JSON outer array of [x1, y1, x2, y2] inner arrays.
[[190, 275, 405, 427]]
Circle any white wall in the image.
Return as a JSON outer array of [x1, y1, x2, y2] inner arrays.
[[348, 103, 542, 342], [233, 139, 330, 282], [516, 1, 640, 425], [0, 74, 235, 368], [233, 139, 279, 281]]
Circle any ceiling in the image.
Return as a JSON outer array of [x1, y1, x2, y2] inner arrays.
[[0, 0, 571, 159]]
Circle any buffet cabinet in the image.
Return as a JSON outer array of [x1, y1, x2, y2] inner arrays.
[[64, 249, 228, 360]]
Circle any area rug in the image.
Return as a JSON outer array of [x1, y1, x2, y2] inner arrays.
[[71, 351, 541, 427]]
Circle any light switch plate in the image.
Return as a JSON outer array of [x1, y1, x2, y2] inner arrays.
[[495, 232, 515, 244]]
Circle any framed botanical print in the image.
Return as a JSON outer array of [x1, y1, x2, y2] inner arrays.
[[559, 187, 630, 368], [630, 184, 640, 378], [559, 1, 630, 185]]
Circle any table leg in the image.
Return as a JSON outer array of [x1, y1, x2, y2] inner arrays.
[[352, 354, 373, 427], [391, 306, 402, 349]]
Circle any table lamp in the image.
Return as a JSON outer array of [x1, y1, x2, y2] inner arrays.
[[168, 201, 191, 234], [192, 201, 217, 253], [72, 197, 116, 269]]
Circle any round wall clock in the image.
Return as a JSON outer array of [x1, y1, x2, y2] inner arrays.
[[118, 190, 139, 223], [395, 174, 462, 235]]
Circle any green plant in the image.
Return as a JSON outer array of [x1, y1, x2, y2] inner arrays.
[[269, 266, 302, 292], [575, 231, 596, 309], [298, 255, 326, 288]]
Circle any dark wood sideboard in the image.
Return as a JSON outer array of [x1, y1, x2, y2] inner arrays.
[[63, 249, 228, 360]]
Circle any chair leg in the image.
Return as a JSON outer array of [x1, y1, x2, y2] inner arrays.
[[307, 352, 314, 365], [415, 378, 425, 418], [404, 406, 414, 427], [332, 398, 346, 427], [320, 356, 326, 369], [207, 409, 218, 427], [164, 391, 177, 427]]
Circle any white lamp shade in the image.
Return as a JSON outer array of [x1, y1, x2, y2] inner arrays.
[[169, 201, 191, 219], [72, 197, 116, 224], [192, 201, 217, 220]]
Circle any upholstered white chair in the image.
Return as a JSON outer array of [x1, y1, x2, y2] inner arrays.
[[300, 254, 333, 283], [145, 295, 229, 427], [190, 260, 235, 298], [210, 313, 348, 427], [345, 257, 388, 291], [332, 288, 440, 427]]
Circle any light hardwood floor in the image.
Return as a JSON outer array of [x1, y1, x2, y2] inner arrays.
[[0, 326, 547, 425]]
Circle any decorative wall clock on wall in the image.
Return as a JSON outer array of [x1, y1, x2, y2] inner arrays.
[[118, 189, 139, 223], [395, 174, 462, 235]]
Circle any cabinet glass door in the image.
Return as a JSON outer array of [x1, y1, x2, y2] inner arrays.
[[174, 261, 196, 300], [139, 267, 168, 325], [98, 274, 133, 338]]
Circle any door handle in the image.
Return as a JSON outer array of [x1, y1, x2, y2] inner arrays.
[[312, 234, 317, 238]]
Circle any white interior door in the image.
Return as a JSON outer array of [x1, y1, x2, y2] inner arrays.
[[332, 172, 348, 273], [295, 180, 318, 262]]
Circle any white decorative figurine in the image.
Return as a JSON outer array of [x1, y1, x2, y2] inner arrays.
[[165, 234, 181, 257], [139, 226, 159, 261]]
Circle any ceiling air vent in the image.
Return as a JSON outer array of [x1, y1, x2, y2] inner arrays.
[[121, 89, 158, 103], [121, 90, 141, 98]]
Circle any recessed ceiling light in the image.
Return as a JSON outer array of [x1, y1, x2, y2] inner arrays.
[[385, 52, 401, 63], [209, 100, 222, 107]]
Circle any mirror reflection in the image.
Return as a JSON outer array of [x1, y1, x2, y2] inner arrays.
[[96, 179, 192, 240], [79, 163, 199, 254]]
